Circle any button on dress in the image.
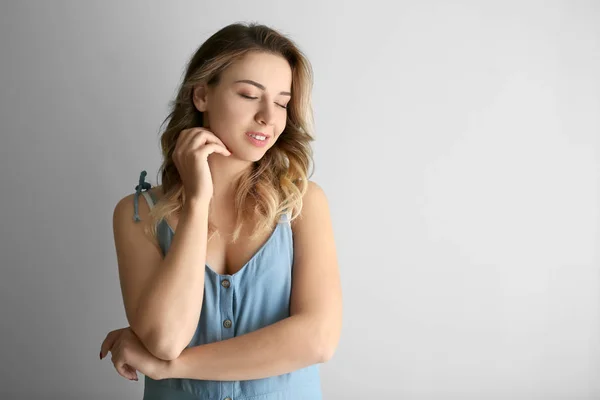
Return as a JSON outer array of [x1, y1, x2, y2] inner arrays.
[[132, 171, 322, 400]]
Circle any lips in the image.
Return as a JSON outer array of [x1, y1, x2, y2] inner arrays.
[[245, 132, 269, 147], [246, 131, 270, 138]]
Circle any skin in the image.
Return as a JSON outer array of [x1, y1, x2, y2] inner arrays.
[[195, 51, 292, 212], [100, 51, 342, 383]]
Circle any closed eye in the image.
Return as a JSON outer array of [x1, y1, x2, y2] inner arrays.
[[239, 94, 287, 109]]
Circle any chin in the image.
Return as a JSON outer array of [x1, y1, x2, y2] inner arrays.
[[230, 149, 265, 163], [251, 153, 266, 163]]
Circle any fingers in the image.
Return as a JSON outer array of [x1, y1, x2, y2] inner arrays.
[[123, 364, 139, 381], [175, 128, 229, 155], [187, 129, 229, 153], [99, 328, 138, 382], [111, 345, 138, 381], [174, 128, 197, 153], [175, 128, 225, 150], [114, 358, 138, 381], [120, 362, 138, 381], [197, 143, 232, 158], [99, 329, 122, 359]]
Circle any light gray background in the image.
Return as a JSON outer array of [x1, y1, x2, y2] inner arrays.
[[1, 1, 598, 399]]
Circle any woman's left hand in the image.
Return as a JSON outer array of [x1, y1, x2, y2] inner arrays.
[[100, 327, 167, 381]]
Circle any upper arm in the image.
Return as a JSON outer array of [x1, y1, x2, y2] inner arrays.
[[290, 181, 343, 361], [112, 193, 163, 336]]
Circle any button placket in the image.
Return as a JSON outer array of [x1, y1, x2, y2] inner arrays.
[[220, 276, 234, 339], [219, 275, 235, 400]]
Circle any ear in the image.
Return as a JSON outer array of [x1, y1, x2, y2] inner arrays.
[[192, 84, 209, 112]]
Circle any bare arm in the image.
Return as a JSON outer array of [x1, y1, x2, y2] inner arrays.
[[162, 315, 321, 381], [113, 193, 210, 360], [159, 181, 343, 380]]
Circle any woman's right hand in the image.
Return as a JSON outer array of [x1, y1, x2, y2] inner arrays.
[[172, 127, 231, 205]]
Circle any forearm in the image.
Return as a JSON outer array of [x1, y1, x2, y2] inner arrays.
[[162, 315, 324, 381], [133, 200, 210, 359]]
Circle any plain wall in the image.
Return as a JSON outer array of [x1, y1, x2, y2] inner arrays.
[[0, 1, 598, 399]]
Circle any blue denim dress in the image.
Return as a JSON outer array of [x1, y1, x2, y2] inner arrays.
[[132, 171, 322, 400]]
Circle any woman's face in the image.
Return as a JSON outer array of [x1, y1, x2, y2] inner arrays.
[[193, 51, 293, 162]]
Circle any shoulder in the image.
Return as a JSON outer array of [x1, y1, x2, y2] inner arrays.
[[303, 180, 327, 205], [113, 193, 136, 222], [290, 180, 330, 231], [113, 185, 163, 227], [300, 180, 330, 216]]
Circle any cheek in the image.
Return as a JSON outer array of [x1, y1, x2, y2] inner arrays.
[[223, 97, 252, 124], [208, 99, 242, 131], [276, 114, 287, 134]]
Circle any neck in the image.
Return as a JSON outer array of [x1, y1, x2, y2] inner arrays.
[[207, 152, 253, 206]]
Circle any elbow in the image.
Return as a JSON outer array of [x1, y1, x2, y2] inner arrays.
[[310, 323, 340, 364], [315, 340, 338, 363], [135, 328, 186, 361], [129, 316, 193, 361], [146, 339, 184, 361], [300, 313, 341, 364]]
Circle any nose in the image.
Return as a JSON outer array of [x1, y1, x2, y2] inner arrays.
[[255, 101, 275, 126]]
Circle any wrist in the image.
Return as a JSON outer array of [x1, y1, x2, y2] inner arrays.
[[184, 197, 210, 214], [155, 358, 174, 380]]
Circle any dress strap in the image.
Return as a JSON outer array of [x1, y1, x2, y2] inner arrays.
[[141, 192, 155, 210], [133, 170, 152, 222]]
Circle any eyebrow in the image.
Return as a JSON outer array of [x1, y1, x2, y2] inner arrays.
[[234, 79, 291, 96]]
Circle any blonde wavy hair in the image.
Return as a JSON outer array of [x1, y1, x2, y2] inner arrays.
[[144, 22, 315, 244]]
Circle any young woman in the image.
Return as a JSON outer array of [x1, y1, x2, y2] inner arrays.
[[99, 22, 342, 399]]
